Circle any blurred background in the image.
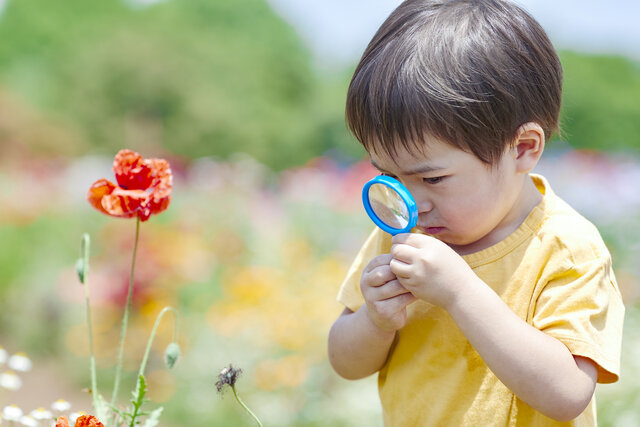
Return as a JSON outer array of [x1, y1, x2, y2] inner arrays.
[[0, 0, 638, 425]]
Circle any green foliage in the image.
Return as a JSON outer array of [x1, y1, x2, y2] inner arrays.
[[2, 1, 637, 169], [129, 374, 148, 426], [107, 374, 163, 427], [0, 0, 352, 169], [559, 51, 640, 151]]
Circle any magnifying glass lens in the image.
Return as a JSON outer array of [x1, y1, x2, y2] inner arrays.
[[368, 183, 410, 229], [362, 175, 418, 235]]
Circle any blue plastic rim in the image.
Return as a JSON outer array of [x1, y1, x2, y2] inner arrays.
[[362, 175, 418, 235]]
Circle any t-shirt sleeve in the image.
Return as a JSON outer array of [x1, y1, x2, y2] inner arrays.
[[337, 228, 391, 312], [532, 255, 625, 384]]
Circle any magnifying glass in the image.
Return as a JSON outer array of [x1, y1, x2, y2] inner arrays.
[[362, 175, 418, 235]]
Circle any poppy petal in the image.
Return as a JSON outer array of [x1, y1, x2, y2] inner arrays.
[[113, 149, 153, 191], [146, 157, 172, 217], [55, 416, 70, 427], [146, 157, 173, 197], [147, 195, 171, 218], [101, 188, 148, 218], [87, 179, 117, 215], [74, 415, 105, 427]]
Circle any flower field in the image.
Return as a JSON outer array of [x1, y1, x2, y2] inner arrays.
[[1, 147, 639, 426]]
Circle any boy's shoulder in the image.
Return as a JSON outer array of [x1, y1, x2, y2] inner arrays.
[[535, 183, 610, 265]]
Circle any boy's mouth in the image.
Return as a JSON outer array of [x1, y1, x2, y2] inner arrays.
[[421, 226, 445, 235]]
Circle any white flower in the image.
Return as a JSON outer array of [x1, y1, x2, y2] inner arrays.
[[30, 407, 53, 420], [0, 346, 8, 364], [0, 370, 22, 391], [3, 404, 24, 421], [51, 399, 72, 412], [19, 415, 39, 426], [8, 352, 32, 372]]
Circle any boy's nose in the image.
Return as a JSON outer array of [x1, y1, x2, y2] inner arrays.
[[402, 182, 433, 214], [416, 198, 434, 214]]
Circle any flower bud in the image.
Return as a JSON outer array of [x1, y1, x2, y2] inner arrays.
[[75, 259, 86, 284], [164, 342, 180, 369], [76, 234, 90, 284]]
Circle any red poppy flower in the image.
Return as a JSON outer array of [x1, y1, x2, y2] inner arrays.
[[55, 415, 105, 427], [74, 415, 105, 427], [87, 149, 172, 221]]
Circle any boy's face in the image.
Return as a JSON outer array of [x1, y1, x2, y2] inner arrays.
[[369, 137, 534, 254]]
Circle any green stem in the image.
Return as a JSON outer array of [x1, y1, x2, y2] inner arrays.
[[137, 306, 179, 379], [80, 234, 100, 415], [110, 217, 141, 426], [232, 385, 263, 427]]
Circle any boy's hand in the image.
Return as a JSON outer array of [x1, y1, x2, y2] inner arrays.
[[360, 254, 417, 332], [390, 233, 475, 309]]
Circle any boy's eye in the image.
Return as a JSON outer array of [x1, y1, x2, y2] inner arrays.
[[423, 176, 444, 184]]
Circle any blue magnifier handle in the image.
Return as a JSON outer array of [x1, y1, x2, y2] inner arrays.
[[362, 175, 418, 235]]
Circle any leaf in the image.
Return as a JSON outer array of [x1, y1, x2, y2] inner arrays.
[[128, 374, 148, 427], [93, 393, 110, 423], [132, 374, 147, 406], [140, 407, 164, 427]]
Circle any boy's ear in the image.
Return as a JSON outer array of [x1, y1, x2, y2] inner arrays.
[[512, 122, 545, 173]]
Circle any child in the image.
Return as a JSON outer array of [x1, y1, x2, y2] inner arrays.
[[327, 0, 624, 425]]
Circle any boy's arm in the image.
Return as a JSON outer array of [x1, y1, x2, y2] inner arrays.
[[328, 307, 396, 380], [328, 254, 416, 379], [390, 233, 598, 422], [448, 279, 598, 422]]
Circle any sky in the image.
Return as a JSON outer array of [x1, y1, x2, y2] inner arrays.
[[266, 0, 640, 70]]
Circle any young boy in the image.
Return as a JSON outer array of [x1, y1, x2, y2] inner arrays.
[[327, 0, 624, 425]]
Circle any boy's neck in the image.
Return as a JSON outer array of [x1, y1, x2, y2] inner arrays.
[[452, 175, 543, 256]]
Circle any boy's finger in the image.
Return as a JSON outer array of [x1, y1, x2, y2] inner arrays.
[[390, 233, 411, 247], [389, 258, 411, 278], [373, 279, 410, 300], [364, 264, 396, 287], [384, 292, 417, 312], [390, 243, 416, 263], [364, 253, 393, 273]]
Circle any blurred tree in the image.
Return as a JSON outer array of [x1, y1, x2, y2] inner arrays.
[[559, 51, 640, 151], [0, 1, 638, 169], [0, 0, 357, 169]]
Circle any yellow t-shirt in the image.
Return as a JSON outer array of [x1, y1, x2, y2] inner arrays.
[[337, 174, 624, 426]]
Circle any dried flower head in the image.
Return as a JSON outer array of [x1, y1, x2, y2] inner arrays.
[[216, 364, 242, 393]]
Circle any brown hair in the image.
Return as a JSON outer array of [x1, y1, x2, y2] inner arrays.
[[345, 0, 563, 164]]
